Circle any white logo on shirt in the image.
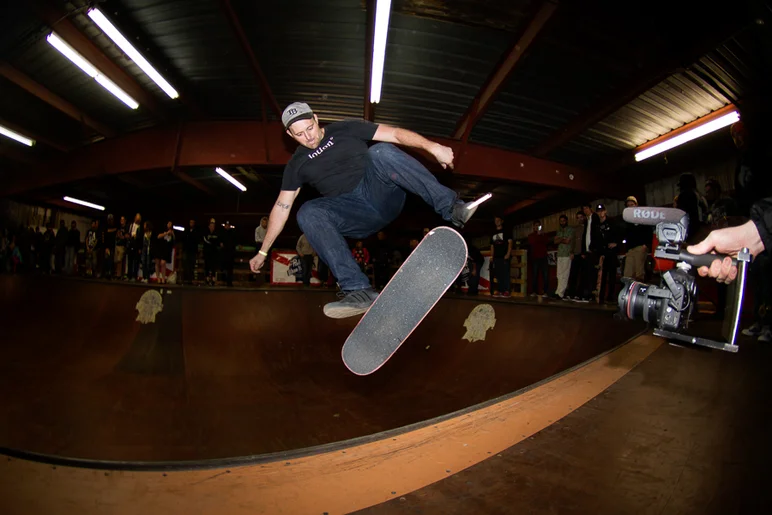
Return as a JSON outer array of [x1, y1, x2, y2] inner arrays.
[[308, 137, 334, 159]]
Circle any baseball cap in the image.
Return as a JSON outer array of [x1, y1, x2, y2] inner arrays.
[[625, 196, 638, 205], [596, 203, 606, 211], [282, 102, 314, 129]]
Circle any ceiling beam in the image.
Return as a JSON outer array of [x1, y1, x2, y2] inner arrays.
[[218, 0, 282, 120], [530, 17, 750, 158], [0, 61, 116, 139], [452, 0, 557, 140], [0, 117, 71, 152], [32, 0, 168, 120], [0, 121, 629, 197], [169, 122, 214, 196], [503, 190, 561, 216], [363, 0, 376, 122]]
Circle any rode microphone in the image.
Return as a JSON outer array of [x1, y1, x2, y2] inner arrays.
[[622, 207, 689, 226], [622, 207, 735, 268]]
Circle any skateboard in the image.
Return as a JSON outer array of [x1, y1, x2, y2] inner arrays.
[[341, 226, 468, 375]]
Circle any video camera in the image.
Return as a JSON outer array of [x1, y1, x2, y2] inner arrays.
[[615, 207, 751, 353]]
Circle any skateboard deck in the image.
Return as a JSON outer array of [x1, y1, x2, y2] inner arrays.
[[342, 226, 468, 375]]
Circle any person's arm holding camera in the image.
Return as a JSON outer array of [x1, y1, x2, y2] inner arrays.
[[686, 196, 771, 283]]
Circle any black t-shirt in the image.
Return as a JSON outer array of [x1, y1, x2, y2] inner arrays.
[[490, 226, 512, 259], [281, 120, 379, 197]]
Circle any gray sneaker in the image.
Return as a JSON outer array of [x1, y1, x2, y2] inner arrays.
[[451, 193, 490, 228], [742, 322, 763, 337], [323, 288, 379, 319]]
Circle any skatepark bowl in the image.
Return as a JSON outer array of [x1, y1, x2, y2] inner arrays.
[[0, 275, 649, 513]]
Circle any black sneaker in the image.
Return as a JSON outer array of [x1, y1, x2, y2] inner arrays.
[[323, 288, 379, 319]]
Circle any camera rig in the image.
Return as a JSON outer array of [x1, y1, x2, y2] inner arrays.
[[616, 208, 751, 353]]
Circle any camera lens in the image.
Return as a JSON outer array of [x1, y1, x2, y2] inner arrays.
[[618, 279, 660, 323]]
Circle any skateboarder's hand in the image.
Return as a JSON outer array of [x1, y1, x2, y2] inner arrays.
[[686, 220, 764, 284], [431, 144, 455, 170], [250, 253, 266, 272]]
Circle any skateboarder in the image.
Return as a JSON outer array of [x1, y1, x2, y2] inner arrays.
[[249, 102, 480, 318]]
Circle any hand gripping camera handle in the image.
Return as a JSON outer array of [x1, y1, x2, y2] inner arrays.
[[679, 251, 734, 269]]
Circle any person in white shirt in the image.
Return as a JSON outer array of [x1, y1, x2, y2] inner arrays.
[[255, 217, 268, 245]]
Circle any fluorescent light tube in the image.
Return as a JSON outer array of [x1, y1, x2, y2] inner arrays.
[[466, 192, 493, 210], [47, 33, 139, 109], [635, 111, 740, 162], [63, 196, 105, 211], [370, 0, 392, 103], [88, 8, 179, 99], [215, 167, 247, 192], [0, 124, 35, 146]]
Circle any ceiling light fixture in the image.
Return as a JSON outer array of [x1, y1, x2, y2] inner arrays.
[[466, 192, 493, 210], [369, 0, 392, 104], [47, 33, 139, 109], [63, 196, 105, 211], [634, 108, 739, 162], [88, 8, 179, 99], [215, 167, 247, 192], [0, 124, 35, 146]]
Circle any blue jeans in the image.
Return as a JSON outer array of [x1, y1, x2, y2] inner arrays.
[[297, 143, 458, 291]]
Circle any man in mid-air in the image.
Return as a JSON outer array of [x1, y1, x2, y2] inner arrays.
[[249, 102, 482, 318]]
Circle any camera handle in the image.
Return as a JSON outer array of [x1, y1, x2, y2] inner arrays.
[[654, 245, 736, 269]]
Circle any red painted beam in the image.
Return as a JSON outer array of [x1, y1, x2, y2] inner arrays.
[[0, 61, 116, 138], [33, 0, 167, 120], [503, 190, 561, 215], [452, 0, 557, 140], [531, 17, 750, 157], [1, 121, 627, 197], [218, 0, 282, 120]]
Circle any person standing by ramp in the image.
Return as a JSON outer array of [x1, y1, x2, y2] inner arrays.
[[249, 102, 485, 318]]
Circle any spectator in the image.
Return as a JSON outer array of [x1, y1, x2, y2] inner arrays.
[[183, 219, 200, 285], [565, 210, 586, 301], [103, 214, 117, 279], [490, 216, 513, 298], [42, 223, 55, 274], [54, 220, 68, 273], [622, 196, 652, 282], [255, 216, 268, 246], [552, 214, 573, 299], [528, 220, 550, 297], [127, 213, 143, 281], [297, 233, 316, 287], [65, 221, 80, 275], [84, 220, 99, 277], [202, 218, 220, 286], [140, 221, 154, 283], [220, 221, 236, 287], [597, 204, 621, 304], [114, 216, 128, 279], [155, 221, 175, 284], [9, 238, 22, 274]]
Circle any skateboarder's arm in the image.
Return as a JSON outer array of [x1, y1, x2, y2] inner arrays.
[[259, 189, 301, 253], [373, 124, 454, 169]]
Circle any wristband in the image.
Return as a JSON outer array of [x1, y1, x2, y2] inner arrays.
[[258, 250, 268, 257]]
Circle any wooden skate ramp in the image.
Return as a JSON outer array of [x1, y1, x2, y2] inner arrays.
[[0, 275, 645, 463]]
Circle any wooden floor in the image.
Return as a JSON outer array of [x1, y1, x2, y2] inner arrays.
[[355, 334, 772, 515]]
